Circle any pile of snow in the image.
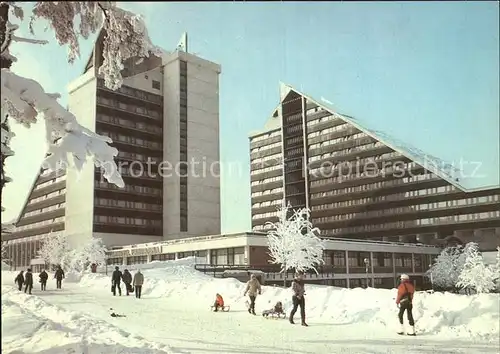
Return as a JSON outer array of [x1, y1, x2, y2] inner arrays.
[[1, 287, 176, 353], [77, 258, 500, 341], [1, 261, 10, 271]]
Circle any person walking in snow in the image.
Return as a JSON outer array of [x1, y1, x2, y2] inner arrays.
[[133, 269, 144, 299], [122, 269, 133, 296], [24, 268, 33, 295], [289, 271, 308, 326], [111, 266, 123, 296], [396, 274, 416, 336], [14, 270, 24, 291], [39, 269, 48, 291], [54, 265, 65, 289], [243, 273, 261, 315]]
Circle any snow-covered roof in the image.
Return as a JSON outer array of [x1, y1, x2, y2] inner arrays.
[[277, 83, 483, 193]]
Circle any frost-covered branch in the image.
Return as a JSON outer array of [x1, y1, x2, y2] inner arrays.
[[266, 200, 325, 275], [30, 1, 162, 90], [0, 1, 163, 197], [1, 69, 124, 187], [11, 34, 48, 44]]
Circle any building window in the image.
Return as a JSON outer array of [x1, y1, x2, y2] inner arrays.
[[126, 255, 148, 265], [179, 60, 188, 232], [177, 252, 194, 259], [107, 258, 122, 266], [180, 215, 188, 232], [227, 248, 235, 265], [152, 80, 161, 90], [210, 250, 217, 265], [151, 254, 175, 261]]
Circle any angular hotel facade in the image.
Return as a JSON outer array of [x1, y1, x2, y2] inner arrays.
[[250, 84, 500, 251], [2, 32, 221, 269]]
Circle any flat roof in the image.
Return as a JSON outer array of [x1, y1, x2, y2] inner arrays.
[[107, 232, 441, 256]]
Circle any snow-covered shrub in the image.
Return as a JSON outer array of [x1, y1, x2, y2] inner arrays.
[[456, 242, 496, 294], [427, 245, 465, 292], [0, 2, 162, 209], [38, 232, 107, 274], [37, 232, 71, 270], [69, 237, 107, 273], [266, 200, 325, 280]]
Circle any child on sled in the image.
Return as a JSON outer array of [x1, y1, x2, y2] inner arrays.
[[262, 301, 285, 317], [213, 293, 224, 312]]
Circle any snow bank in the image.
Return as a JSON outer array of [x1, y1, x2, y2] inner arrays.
[[76, 258, 500, 341], [1, 261, 10, 271], [1, 287, 178, 353]]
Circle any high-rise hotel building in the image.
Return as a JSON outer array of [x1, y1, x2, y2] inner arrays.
[[3, 31, 221, 268], [250, 84, 500, 251]]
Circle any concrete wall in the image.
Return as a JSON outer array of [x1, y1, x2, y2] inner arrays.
[[64, 71, 97, 249], [94, 232, 162, 248], [453, 227, 500, 251], [183, 52, 221, 237], [161, 51, 221, 240], [122, 66, 163, 95], [161, 53, 181, 239]]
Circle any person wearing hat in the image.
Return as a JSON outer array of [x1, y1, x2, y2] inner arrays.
[[396, 274, 416, 336], [289, 271, 307, 326], [122, 269, 133, 296], [243, 273, 262, 315], [111, 266, 123, 296]]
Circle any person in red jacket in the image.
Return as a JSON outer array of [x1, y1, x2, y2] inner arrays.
[[396, 274, 416, 336], [213, 293, 224, 312]]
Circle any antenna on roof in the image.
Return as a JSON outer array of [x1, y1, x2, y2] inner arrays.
[[176, 32, 188, 53]]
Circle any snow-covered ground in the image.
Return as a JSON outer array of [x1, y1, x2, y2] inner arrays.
[[2, 258, 499, 354]]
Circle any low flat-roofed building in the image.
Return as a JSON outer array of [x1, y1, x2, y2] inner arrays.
[[105, 231, 441, 289]]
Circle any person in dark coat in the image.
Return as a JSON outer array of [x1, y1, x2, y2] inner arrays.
[[14, 271, 24, 291], [54, 265, 65, 289], [111, 266, 122, 296], [122, 269, 133, 296], [289, 271, 307, 326], [24, 268, 33, 294], [39, 269, 48, 291]]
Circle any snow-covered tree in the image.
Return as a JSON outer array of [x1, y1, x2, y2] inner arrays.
[[456, 242, 496, 294], [427, 245, 465, 291], [1, 1, 163, 213], [69, 237, 107, 273], [0, 113, 14, 212], [266, 200, 325, 286], [37, 232, 71, 270], [38, 232, 107, 273]]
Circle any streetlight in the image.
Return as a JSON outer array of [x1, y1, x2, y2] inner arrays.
[[364, 258, 369, 288]]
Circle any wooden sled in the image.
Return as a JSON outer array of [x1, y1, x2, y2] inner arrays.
[[262, 311, 287, 319], [210, 305, 230, 312]]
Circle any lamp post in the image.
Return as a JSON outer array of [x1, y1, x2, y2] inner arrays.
[[364, 258, 369, 288]]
